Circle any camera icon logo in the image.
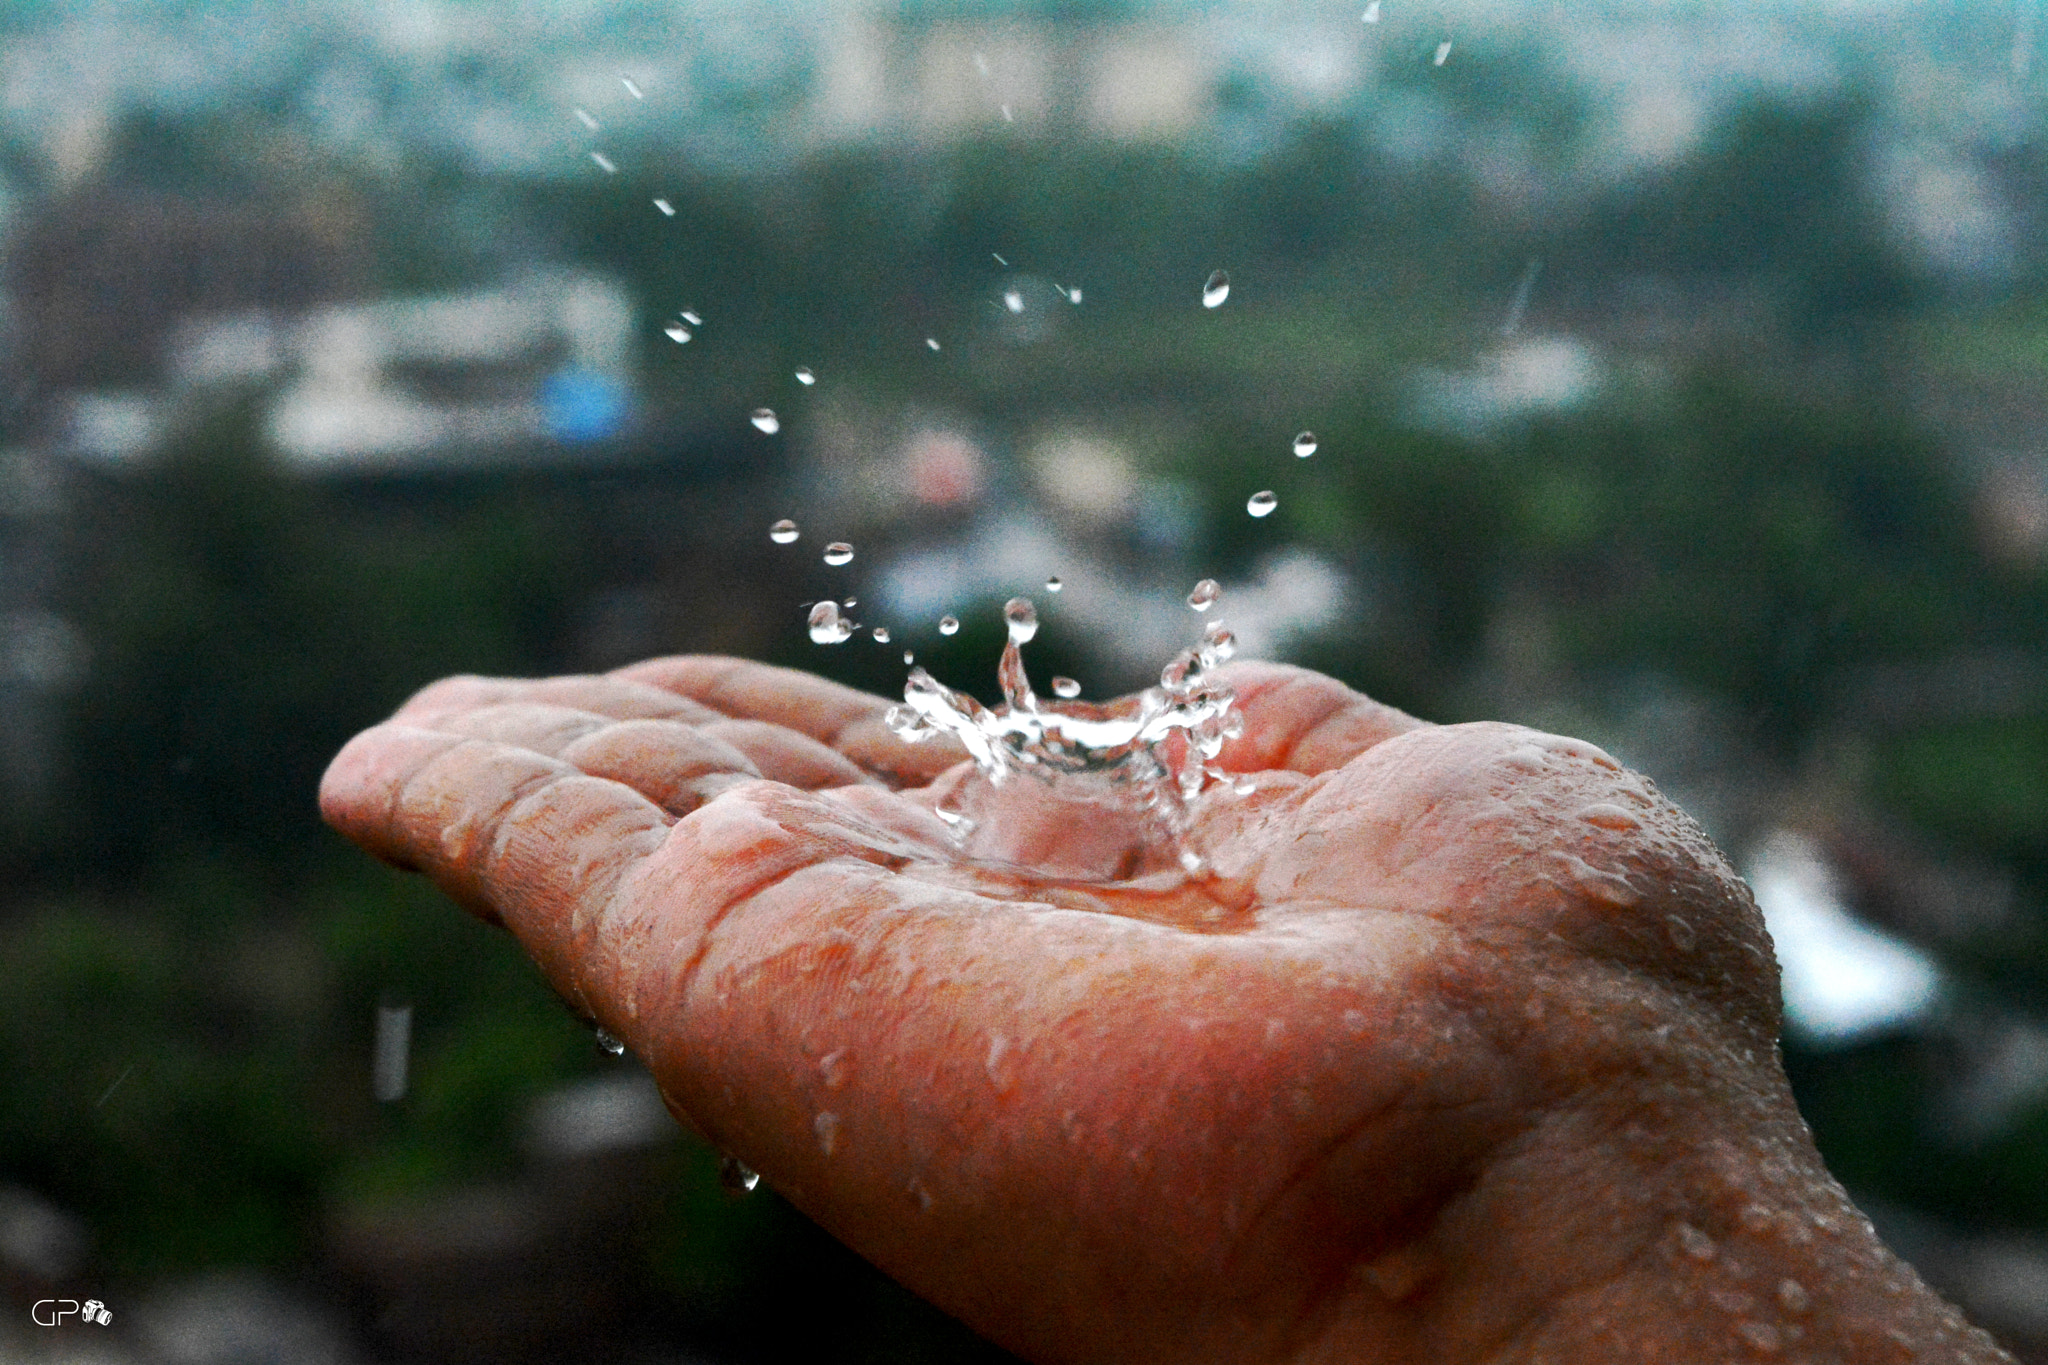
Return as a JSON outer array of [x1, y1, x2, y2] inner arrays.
[[30, 1299, 112, 1327]]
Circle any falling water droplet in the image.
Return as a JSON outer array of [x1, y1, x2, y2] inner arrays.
[[823, 542, 854, 566], [1001, 103, 1014, 122], [1246, 490, 1278, 518], [1051, 676, 1082, 699], [1003, 289, 1024, 313], [681, 310, 702, 326], [1293, 431, 1318, 457], [975, 53, 990, 77], [590, 151, 618, 173], [926, 337, 941, 351], [769, 519, 799, 544], [808, 601, 854, 644], [1187, 579, 1221, 612], [939, 615, 960, 636], [1067, 287, 1083, 304], [1045, 575, 1063, 593], [653, 197, 674, 216], [1003, 597, 1038, 644], [1202, 270, 1231, 308], [593, 1027, 626, 1056], [903, 650, 915, 664], [664, 323, 692, 343], [751, 408, 780, 434], [795, 366, 815, 385], [1363, 1, 1380, 21], [842, 596, 857, 608], [718, 1154, 760, 1193], [621, 75, 644, 98], [575, 108, 600, 129], [872, 626, 891, 643], [1433, 39, 1453, 65]]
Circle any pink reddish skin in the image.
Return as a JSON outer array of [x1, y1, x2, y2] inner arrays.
[[320, 657, 2013, 1365]]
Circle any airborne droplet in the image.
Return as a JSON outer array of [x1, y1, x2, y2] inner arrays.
[[872, 626, 891, 643], [926, 337, 942, 351], [1433, 39, 1453, 65], [718, 1154, 760, 1194], [575, 108, 600, 130], [1363, 1, 1380, 21], [681, 310, 702, 325], [1187, 578, 1221, 612], [1051, 676, 1082, 699], [939, 615, 960, 636], [1067, 287, 1083, 304], [1246, 490, 1278, 518], [769, 519, 799, 544], [751, 408, 780, 434], [1045, 575, 1063, 593], [1003, 289, 1024, 313], [593, 1027, 626, 1056], [1202, 270, 1230, 308], [795, 366, 816, 385], [590, 151, 617, 173], [654, 198, 675, 216], [1003, 597, 1038, 644], [808, 601, 854, 644], [1293, 431, 1318, 457], [823, 542, 854, 567], [664, 323, 691, 343], [621, 75, 644, 98]]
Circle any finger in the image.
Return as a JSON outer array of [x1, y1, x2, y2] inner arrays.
[[394, 673, 724, 728], [1212, 662, 1427, 775], [615, 655, 966, 785], [319, 725, 670, 1008]]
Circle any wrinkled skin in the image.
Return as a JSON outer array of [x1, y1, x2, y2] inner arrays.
[[321, 657, 2012, 1365]]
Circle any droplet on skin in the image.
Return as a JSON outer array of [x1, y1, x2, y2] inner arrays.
[[823, 542, 854, 567], [718, 1154, 759, 1193], [1579, 802, 1641, 831], [1052, 676, 1082, 699], [1045, 575, 1063, 592], [939, 615, 960, 636], [1202, 270, 1230, 308], [1776, 1278, 1810, 1314], [769, 518, 799, 544], [819, 1049, 848, 1090], [1187, 578, 1221, 612], [590, 151, 617, 173], [751, 408, 780, 434], [813, 1110, 840, 1156], [664, 323, 691, 344], [808, 601, 854, 644], [594, 1026, 625, 1055], [1734, 1321, 1782, 1355], [795, 366, 815, 385], [1003, 597, 1038, 644], [1676, 1221, 1717, 1261], [1247, 490, 1278, 517], [654, 198, 674, 216], [621, 75, 643, 98], [575, 108, 599, 129], [1433, 39, 1453, 65], [1004, 289, 1024, 313], [1667, 915, 1699, 952], [1293, 431, 1318, 457]]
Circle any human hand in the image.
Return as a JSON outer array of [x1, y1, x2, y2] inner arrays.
[[320, 657, 2011, 1364]]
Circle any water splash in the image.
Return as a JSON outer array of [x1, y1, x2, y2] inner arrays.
[[808, 601, 855, 644], [885, 593, 1243, 850]]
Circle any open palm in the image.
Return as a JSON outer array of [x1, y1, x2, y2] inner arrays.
[[321, 656, 2009, 1365]]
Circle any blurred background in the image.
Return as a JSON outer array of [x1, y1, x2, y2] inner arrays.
[[0, 0, 2044, 1359]]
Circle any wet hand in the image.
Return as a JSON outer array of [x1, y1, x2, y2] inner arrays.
[[319, 657, 2011, 1365]]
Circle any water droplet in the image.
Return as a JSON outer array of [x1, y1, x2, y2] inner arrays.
[[590, 151, 618, 173], [621, 75, 644, 98], [1667, 915, 1699, 952], [813, 1110, 840, 1156], [1579, 803, 1641, 831], [1734, 1320, 1782, 1355], [770, 518, 799, 544], [1187, 578, 1221, 612], [1202, 270, 1231, 308], [872, 626, 891, 644], [1676, 1221, 1717, 1261], [1003, 289, 1024, 313], [1003, 597, 1038, 644], [1045, 575, 1063, 593], [718, 1153, 759, 1193], [1293, 431, 1318, 457], [751, 408, 780, 434], [1067, 287, 1083, 304], [1433, 39, 1453, 65], [681, 310, 702, 326], [819, 1048, 848, 1089], [575, 107, 600, 129], [1201, 621, 1237, 661], [1246, 490, 1278, 518], [842, 596, 857, 608], [938, 615, 960, 636], [664, 323, 692, 343], [1775, 1278, 1809, 1314], [926, 337, 941, 350], [903, 650, 915, 664], [1051, 676, 1082, 699], [1001, 103, 1014, 122], [795, 366, 815, 385], [1363, 1, 1380, 21], [808, 601, 854, 644], [992, 252, 1008, 265], [653, 198, 674, 216], [823, 542, 854, 567], [593, 1026, 626, 1055]]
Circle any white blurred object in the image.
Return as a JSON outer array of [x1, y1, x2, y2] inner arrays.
[[1749, 830, 1942, 1047], [525, 1073, 675, 1161]]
